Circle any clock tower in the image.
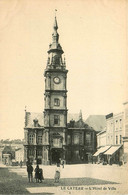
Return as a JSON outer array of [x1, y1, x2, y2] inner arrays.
[[44, 16, 68, 164]]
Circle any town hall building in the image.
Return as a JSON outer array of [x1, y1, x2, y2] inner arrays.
[[24, 16, 97, 165]]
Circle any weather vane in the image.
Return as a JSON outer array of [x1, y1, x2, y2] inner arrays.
[[55, 9, 57, 17]]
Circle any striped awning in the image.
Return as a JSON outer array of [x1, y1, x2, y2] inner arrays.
[[104, 145, 122, 155], [93, 146, 111, 157]]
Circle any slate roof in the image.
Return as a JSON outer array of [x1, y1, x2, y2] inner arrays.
[[85, 115, 106, 132], [25, 112, 44, 128], [25, 112, 106, 132]]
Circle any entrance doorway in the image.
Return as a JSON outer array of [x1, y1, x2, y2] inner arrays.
[[51, 149, 62, 164]]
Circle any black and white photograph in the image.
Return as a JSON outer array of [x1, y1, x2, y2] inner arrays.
[[0, 0, 128, 194]]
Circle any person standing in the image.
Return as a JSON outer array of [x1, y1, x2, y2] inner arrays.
[[35, 164, 39, 183], [27, 163, 33, 182], [20, 160, 23, 168], [62, 160, 64, 168], [54, 164, 60, 183]]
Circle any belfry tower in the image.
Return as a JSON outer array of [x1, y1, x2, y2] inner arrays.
[[44, 16, 68, 164]]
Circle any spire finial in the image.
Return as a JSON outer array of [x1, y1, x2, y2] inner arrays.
[[55, 9, 57, 17], [53, 10, 58, 30], [79, 110, 83, 120]]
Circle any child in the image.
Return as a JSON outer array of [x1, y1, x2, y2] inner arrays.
[[38, 168, 44, 183]]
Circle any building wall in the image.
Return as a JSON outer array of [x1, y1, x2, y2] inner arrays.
[[106, 113, 123, 146], [15, 148, 24, 162], [66, 129, 96, 164], [97, 131, 106, 148]]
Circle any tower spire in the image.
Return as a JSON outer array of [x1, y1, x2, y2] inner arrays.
[[54, 9, 58, 30], [47, 12, 64, 55], [79, 110, 83, 120]]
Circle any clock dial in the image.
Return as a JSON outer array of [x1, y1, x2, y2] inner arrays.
[[53, 77, 60, 84]]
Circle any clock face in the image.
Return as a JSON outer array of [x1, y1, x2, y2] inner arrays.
[[53, 77, 60, 84]]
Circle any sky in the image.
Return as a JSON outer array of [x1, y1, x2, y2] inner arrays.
[[0, 0, 127, 139]]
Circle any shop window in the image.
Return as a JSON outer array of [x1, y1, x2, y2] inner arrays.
[[54, 98, 60, 106], [54, 115, 60, 125]]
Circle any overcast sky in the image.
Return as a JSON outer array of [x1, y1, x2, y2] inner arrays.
[[0, 0, 127, 139]]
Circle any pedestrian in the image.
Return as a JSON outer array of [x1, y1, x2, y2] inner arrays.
[[20, 160, 23, 168], [27, 163, 33, 182], [35, 164, 40, 183], [54, 165, 60, 183], [62, 160, 64, 168], [38, 168, 44, 183]]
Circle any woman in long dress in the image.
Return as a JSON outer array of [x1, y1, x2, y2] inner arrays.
[[54, 164, 60, 183]]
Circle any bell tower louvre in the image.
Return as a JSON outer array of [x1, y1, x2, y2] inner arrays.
[[44, 16, 68, 164]]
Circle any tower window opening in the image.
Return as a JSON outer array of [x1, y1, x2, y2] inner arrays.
[[54, 115, 60, 125], [54, 98, 60, 106]]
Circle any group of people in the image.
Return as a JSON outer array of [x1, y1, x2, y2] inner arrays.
[[26, 162, 44, 183], [26, 158, 65, 183]]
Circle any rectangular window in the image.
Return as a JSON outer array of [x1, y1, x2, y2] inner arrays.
[[28, 149, 33, 155], [38, 136, 42, 144], [54, 98, 60, 106], [73, 133, 79, 145], [37, 150, 42, 156], [54, 115, 60, 125], [116, 135, 118, 144], [53, 138, 62, 147], [86, 133, 91, 146], [67, 135, 71, 145], [120, 135, 122, 144], [120, 119, 122, 129], [29, 134, 34, 144]]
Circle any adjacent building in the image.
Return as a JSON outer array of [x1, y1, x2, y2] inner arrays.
[[15, 147, 24, 163], [66, 116, 97, 164], [94, 112, 124, 164]]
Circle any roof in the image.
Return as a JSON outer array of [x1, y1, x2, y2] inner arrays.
[[97, 129, 106, 136], [93, 146, 111, 156], [25, 112, 44, 128], [25, 112, 80, 128], [85, 115, 106, 132], [67, 113, 79, 123]]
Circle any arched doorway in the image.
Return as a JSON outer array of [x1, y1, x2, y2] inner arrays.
[[51, 149, 61, 164]]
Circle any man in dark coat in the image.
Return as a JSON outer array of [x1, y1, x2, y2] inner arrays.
[[34, 165, 40, 183], [27, 163, 33, 182]]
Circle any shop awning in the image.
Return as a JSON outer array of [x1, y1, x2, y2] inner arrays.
[[104, 145, 122, 155], [93, 146, 110, 157]]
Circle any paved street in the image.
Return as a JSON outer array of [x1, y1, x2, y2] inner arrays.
[[0, 163, 128, 194]]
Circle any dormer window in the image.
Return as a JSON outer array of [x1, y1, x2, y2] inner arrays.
[[54, 98, 60, 106], [33, 118, 38, 127]]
